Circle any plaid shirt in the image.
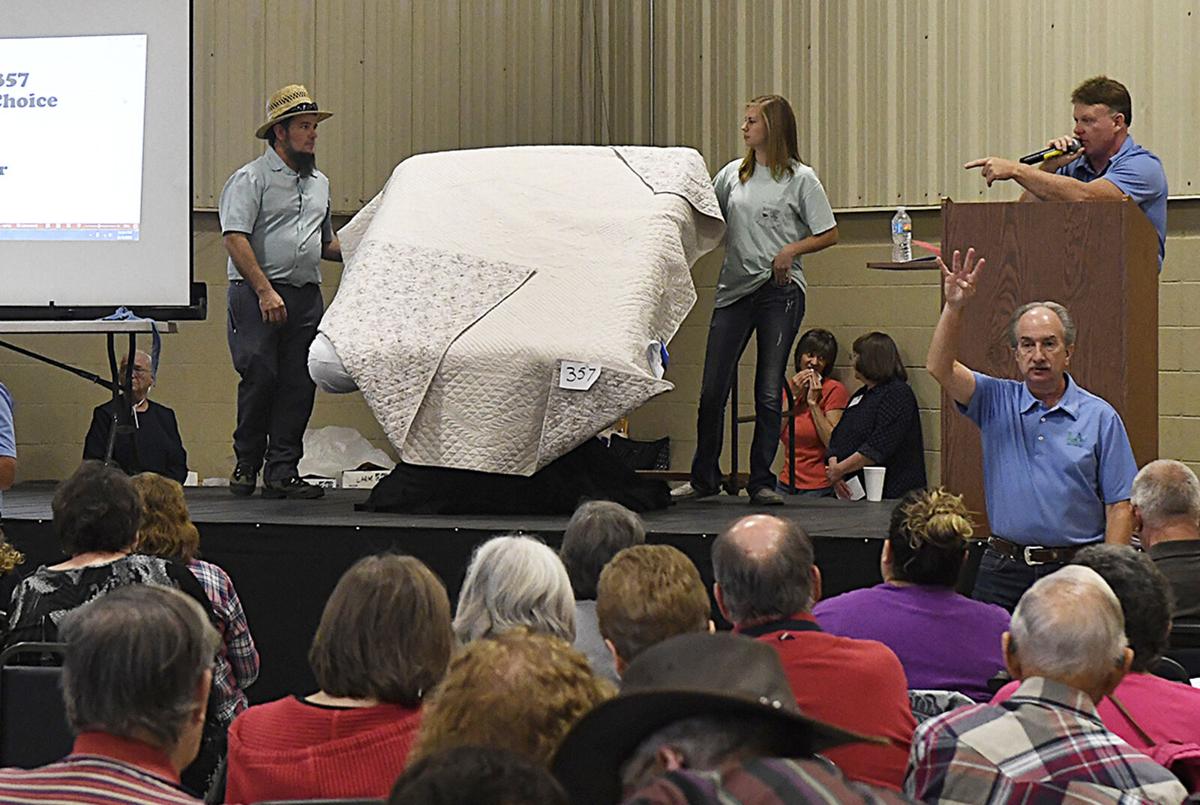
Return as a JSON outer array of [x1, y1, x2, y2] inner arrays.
[[625, 756, 914, 804], [905, 677, 1187, 804], [189, 559, 259, 727]]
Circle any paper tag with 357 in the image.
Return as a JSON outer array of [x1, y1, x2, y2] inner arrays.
[[559, 361, 601, 391]]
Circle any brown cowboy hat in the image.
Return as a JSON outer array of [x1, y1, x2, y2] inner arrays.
[[551, 632, 880, 805], [255, 84, 333, 139]]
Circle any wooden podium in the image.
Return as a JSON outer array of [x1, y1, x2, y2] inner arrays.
[[940, 199, 1158, 535]]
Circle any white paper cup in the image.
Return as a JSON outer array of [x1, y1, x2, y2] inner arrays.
[[863, 466, 886, 502]]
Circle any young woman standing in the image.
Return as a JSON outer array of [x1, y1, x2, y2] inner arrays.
[[675, 95, 839, 505]]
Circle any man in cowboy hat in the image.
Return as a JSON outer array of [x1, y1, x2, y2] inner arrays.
[[551, 632, 894, 805], [219, 84, 341, 499]]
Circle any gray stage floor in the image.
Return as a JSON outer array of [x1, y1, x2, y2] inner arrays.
[[3, 481, 894, 540]]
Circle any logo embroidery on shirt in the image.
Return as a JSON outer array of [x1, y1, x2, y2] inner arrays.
[[1066, 432, 1086, 448]]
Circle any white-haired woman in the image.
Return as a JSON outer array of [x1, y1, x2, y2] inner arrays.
[[454, 534, 575, 644]]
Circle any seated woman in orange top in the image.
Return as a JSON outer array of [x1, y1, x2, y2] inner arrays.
[[777, 329, 849, 496]]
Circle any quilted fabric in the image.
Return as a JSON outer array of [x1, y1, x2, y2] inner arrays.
[[319, 145, 724, 475]]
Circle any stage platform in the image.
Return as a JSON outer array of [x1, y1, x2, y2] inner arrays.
[[1, 483, 895, 703]]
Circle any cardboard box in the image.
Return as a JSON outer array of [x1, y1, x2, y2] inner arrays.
[[301, 475, 338, 489], [341, 469, 391, 489]]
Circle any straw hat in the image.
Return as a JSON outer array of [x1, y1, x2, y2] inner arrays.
[[255, 84, 333, 139]]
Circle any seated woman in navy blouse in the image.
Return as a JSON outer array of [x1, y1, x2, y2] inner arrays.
[[813, 487, 1010, 702], [825, 332, 926, 499]]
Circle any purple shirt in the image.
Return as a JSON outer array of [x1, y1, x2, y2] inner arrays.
[[813, 583, 1009, 702]]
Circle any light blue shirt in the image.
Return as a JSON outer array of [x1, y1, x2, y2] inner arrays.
[[0, 383, 14, 516], [1057, 135, 1166, 265], [958, 372, 1136, 546], [218, 148, 333, 286], [711, 158, 837, 307]]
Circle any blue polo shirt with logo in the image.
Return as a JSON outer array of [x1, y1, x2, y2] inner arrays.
[[958, 372, 1136, 546], [1057, 135, 1167, 265]]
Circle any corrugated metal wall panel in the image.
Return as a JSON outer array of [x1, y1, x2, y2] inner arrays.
[[314, 0, 364, 211], [362, 1, 414, 202], [193, 0, 1199, 212]]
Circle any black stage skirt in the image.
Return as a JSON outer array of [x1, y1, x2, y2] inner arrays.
[[359, 439, 670, 515]]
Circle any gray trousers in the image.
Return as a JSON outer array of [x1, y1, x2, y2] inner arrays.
[[227, 281, 323, 482]]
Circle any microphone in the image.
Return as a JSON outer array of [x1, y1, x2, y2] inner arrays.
[[1019, 139, 1082, 165]]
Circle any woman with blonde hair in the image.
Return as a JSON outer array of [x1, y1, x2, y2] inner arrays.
[[813, 487, 1010, 701], [674, 94, 839, 506], [131, 472, 259, 728]]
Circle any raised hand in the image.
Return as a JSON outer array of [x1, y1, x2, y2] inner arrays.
[[937, 248, 985, 310]]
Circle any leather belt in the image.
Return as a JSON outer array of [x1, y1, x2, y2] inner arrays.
[[986, 535, 1086, 567]]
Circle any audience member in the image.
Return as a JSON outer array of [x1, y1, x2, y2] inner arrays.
[[826, 332, 926, 499], [1133, 459, 1200, 621], [778, 328, 848, 496], [927, 250, 1137, 610], [596, 544, 712, 676], [3, 461, 211, 648], [389, 746, 569, 805], [0, 378, 15, 515], [454, 533, 574, 643], [626, 756, 915, 805], [712, 514, 916, 789], [814, 488, 1008, 701], [560, 500, 647, 682], [131, 472, 258, 728], [993, 544, 1200, 791], [83, 350, 188, 483], [553, 632, 888, 805], [0, 585, 219, 804], [411, 628, 612, 768], [224, 554, 453, 802], [906, 566, 1186, 804]]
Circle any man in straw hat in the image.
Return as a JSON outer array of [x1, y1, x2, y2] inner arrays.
[[219, 84, 341, 499], [551, 632, 900, 805]]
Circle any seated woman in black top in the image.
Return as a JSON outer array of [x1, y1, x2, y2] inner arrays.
[[3, 460, 212, 648], [826, 332, 926, 499], [82, 350, 188, 483]]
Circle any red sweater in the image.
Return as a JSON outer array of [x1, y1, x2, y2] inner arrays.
[[736, 614, 916, 791], [225, 695, 422, 803]]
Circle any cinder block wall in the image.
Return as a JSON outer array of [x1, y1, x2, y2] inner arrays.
[[629, 200, 1200, 486]]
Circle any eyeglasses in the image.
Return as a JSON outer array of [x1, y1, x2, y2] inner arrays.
[[284, 101, 319, 114]]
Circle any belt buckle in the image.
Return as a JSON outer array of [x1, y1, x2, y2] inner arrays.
[[1023, 546, 1046, 566]]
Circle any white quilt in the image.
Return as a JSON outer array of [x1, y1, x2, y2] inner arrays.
[[318, 145, 724, 476]]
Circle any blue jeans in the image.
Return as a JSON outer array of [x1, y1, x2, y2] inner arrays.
[[971, 548, 1067, 612], [691, 281, 804, 495]]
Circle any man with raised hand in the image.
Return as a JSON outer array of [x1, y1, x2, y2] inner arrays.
[[926, 249, 1137, 610]]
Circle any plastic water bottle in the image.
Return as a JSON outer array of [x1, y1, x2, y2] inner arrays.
[[891, 207, 912, 262]]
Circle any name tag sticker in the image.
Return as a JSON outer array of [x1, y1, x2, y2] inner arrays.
[[559, 361, 601, 391]]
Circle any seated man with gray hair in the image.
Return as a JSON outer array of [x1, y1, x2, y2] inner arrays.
[[1133, 458, 1200, 621], [560, 500, 646, 682], [0, 585, 220, 803], [553, 632, 901, 805], [905, 566, 1186, 804]]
